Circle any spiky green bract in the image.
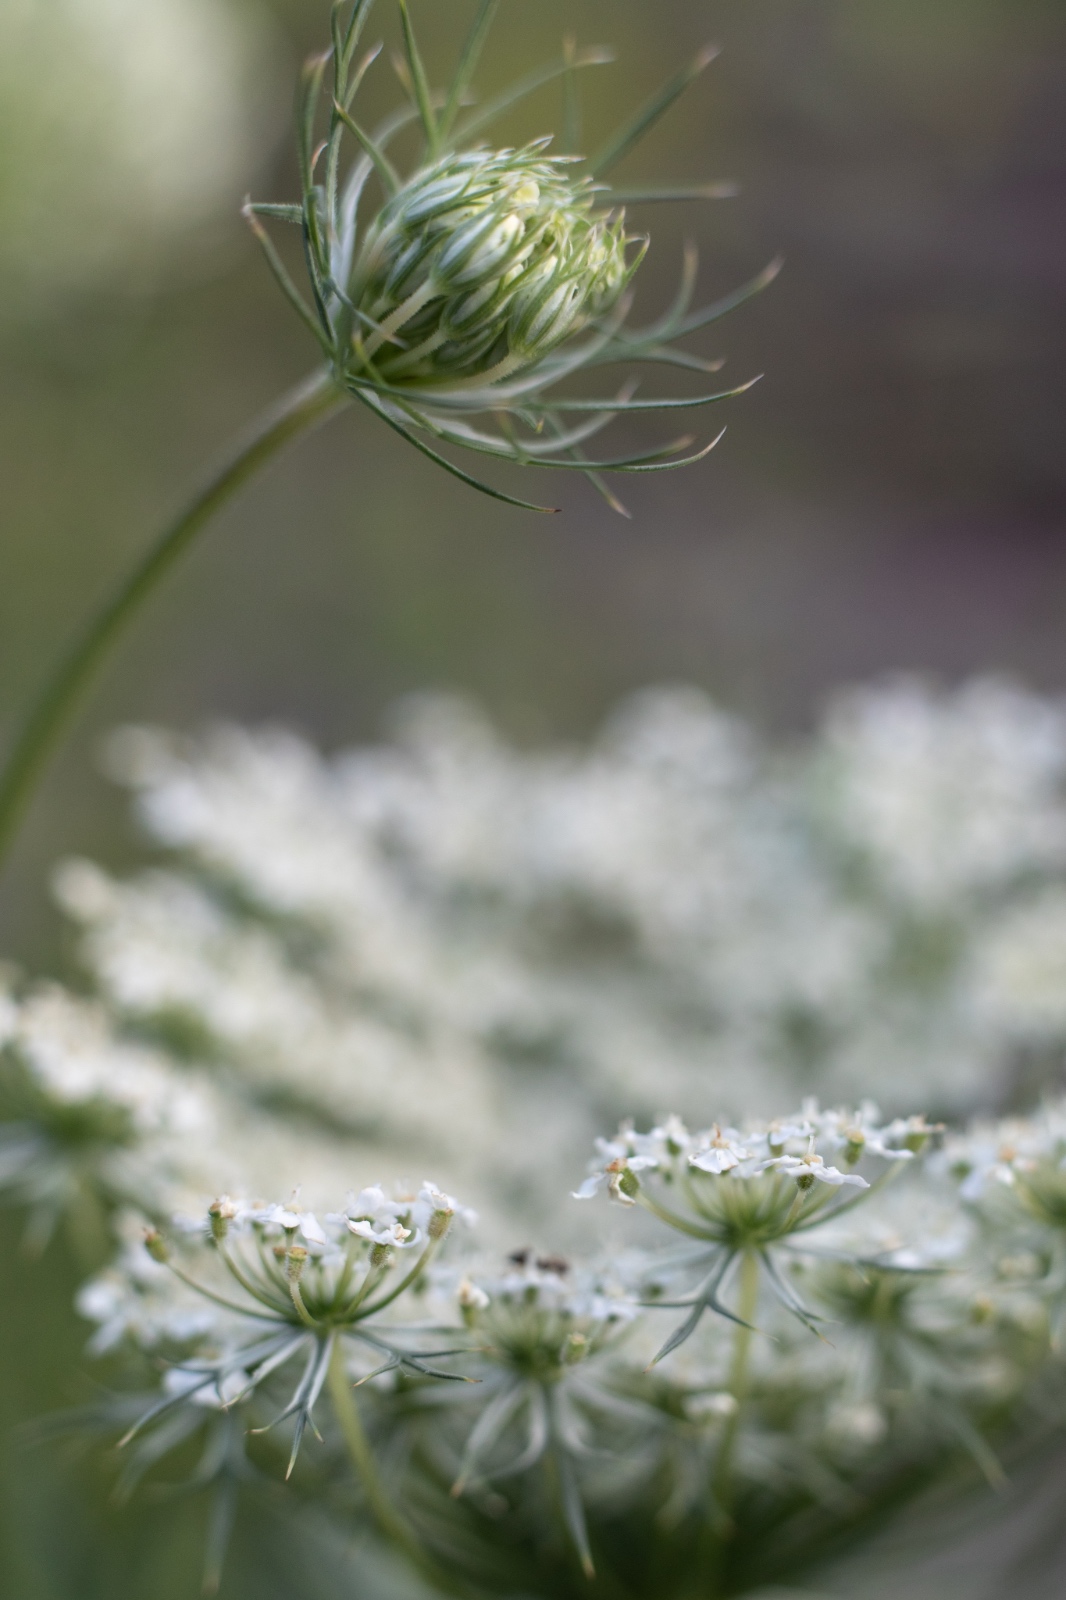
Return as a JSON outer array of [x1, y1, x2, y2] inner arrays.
[[246, 0, 775, 512]]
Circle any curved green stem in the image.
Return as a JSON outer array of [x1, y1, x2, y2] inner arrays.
[[0, 367, 346, 874], [326, 1340, 467, 1597], [635, 1186, 714, 1242], [360, 1239, 439, 1317]]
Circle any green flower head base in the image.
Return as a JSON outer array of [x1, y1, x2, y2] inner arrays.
[[246, 0, 779, 513]]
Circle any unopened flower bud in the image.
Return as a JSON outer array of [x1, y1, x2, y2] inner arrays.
[[842, 1130, 866, 1166], [429, 1207, 454, 1241], [458, 1278, 490, 1325], [245, 3, 766, 517], [348, 146, 629, 389], [144, 1228, 169, 1264], [608, 1164, 641, 1205], [563, 1331, 589, 1365], [894, 1115, 942, 1155], [208, 1196, 237, 1243]]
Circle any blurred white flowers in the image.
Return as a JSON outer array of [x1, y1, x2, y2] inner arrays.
[[13, 675, 1056, 1235], [4, 672, 1066, 1248], [0, 0, 283, 310], [5, 670, 1066, 1596]]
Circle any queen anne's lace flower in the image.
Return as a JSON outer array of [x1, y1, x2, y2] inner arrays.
[[40, 673, 1066, 1249], [67, 1095, 1066, 1598], [760, 1146, 868, 1188], [689, 1127, 756, 1174]]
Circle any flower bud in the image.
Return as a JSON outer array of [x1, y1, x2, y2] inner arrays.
[[842, 1129, 866, 1166], [608, 1164, 641, 1205], [208, 1195, 237, 1244], [281, 1241, 307, 1280], [458, 1278, 490, 1326], [429, 1206, 454, 1241], [562, 1331, 589, 1365], [144, 1228, 169, 1264], [285, 1244, 308, 1284], [347, 146, 630, 388]]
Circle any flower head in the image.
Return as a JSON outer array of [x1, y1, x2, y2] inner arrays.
[[573, 1125, 661, 1203], [347, 144, 629, 388], [245, 1, 775, 513], [575, 1104, 926, 1362], [760, 1144, 868, 1190], [689, 1125, 754, 1174]]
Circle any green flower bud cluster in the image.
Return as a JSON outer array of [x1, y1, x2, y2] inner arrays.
[[347, 144, 630, 387], [243, 0, 774, 514]]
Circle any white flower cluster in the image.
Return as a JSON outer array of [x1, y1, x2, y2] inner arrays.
[[940, 1100, 1066, 1202], [195, 1182, 465, 1251], [574, 1101, 927, 1204], [0, 974, 388, 1231], [66, 1093, 1066, 1599], [455, 1251, 638, 1329], [6, 674, 1066, 1243], [76, 1225, 221, 1356], [6, 985, 206, 1140]]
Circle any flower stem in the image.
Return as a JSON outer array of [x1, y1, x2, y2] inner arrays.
[[326, 1340, 467, 1598], [711, 1249, 760, 1518], [360, 1238, 439, 1316], [0, 367, 345, 876]]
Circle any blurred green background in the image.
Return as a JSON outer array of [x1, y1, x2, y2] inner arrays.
[[1, 1, 1064, 1594]]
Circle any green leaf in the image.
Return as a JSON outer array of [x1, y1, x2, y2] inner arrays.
[[334, 0, 376, 79], [342, 41, 382, 111], [561, 33, 582, 156], [297, 52, 331, 192], [406, 407, 700, 473], [526, 377, 760, 413], [598, 344, 727, 374], [589, 43, 720, 178], [398, 0, 439, 156], [544, 414, 631, 515], [202, 1473, 239, 1597], [452, 1380, 530, 1495], [352, 389, 561, 511], [612, 427, 727, 473], [245, 203, 304, 223], [677, 257, 784, 335], [553, 1437, 595, 1579], [332, 100, 400, 196], [326, 43, 382, 245], [760, 1249, 828, 1339], [438, 0, 500, 140], [243, 206, 334, 353], [647, 1250, 739, 1368]]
